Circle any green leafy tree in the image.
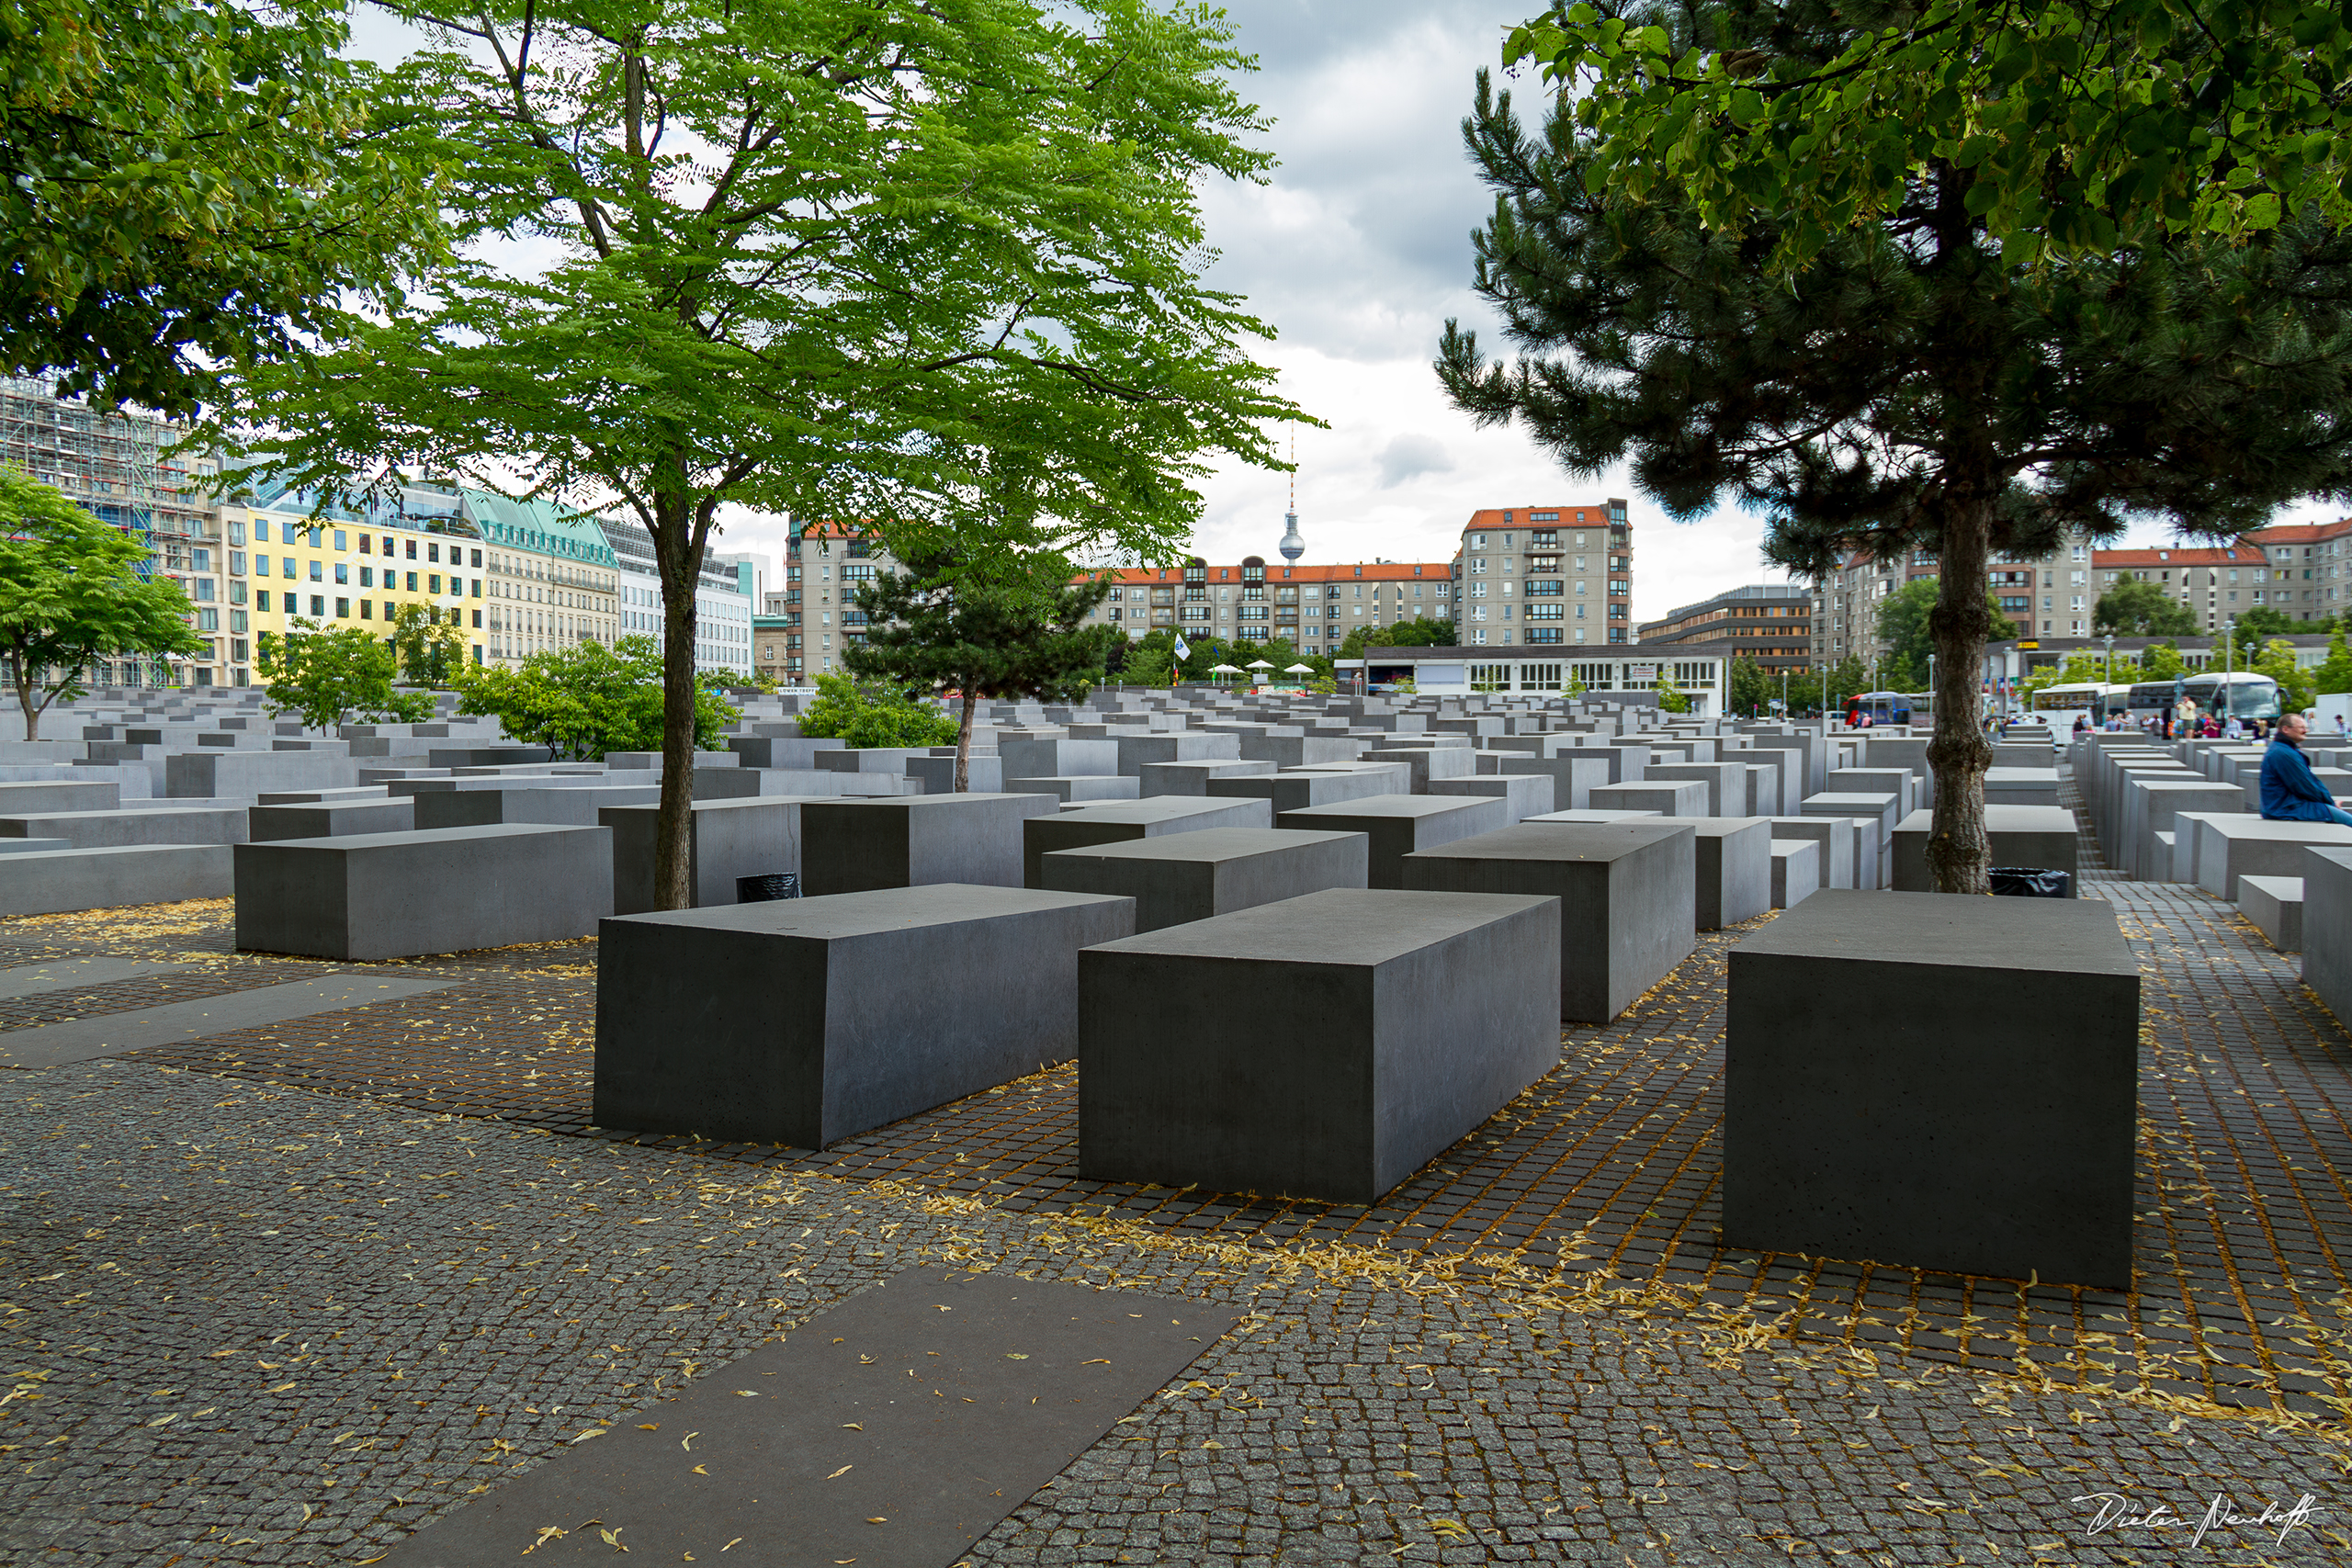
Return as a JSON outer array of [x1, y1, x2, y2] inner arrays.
[[1651, 669, 1690, 713], [2314, 628, 2352, 697], [454, 635, 735, 761], [258, 619, 431, 731], [1508, 1, 2352, 272], [1335, 615, 1458, 660], [0, 468, 204, 736], [2142, 640, 2188, 680], [794, 671, 962, 750], [1116, 637, 1174, 688], [1873, 579, 2018, 693], [229, 0, 1306, 912], [1728, 656, 1774, 716], [2252, 637, 2317, 714], [387, 603, 468, 688], [844, 550, 1119, 790], [1437, 58, 2352, 892], [3, 0, 442, 414], [2095, 575, 2199, 636]]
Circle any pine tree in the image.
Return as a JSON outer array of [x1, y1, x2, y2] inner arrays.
[[1438, 28, 2352, 891], [844, 548, 1119, 791]]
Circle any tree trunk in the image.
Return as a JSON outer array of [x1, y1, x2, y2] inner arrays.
[[12, 656, 40, 741], [1923, 493, 1997, 895], [651, 492, 703, 913], [955, 687, 978, 794]]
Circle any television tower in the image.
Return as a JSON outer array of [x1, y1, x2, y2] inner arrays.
[[1277, 434, 1306, 562]]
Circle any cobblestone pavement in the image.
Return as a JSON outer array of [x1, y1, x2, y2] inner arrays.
[[4, 1060, 2348, 1568], [3, 772, 2352, 1564]]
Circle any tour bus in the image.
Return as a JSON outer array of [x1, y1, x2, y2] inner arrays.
[[1845, 690, 1922, 726], [2182, 671, 2284, 725], [2032, 682, 2133, 729]]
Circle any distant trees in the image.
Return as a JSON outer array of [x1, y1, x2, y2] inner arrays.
[[2094, 577, 2199, 637], [844, 550, 1119, 791], [454, 636, 735, 761], [1334, 616, 1456, 660], [260, 620, 429, 731], [387, 603, 467, 687], [0, 468, 204, 738], [795, 672, 961, 751], [1873, 579, 2018, 691]]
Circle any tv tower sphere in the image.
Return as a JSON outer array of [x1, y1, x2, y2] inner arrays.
[[1278, 509, 1305, 562]]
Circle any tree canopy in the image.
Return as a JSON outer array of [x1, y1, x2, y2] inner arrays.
[[1436, 38, 2352, 890], [844, 550, 1119, 790], [2094, 574, 2200, 635], [1873, 578, 2018, 687], [259, 619, 430, 731], [453, 635, 736, 761], [0, 468, 203, 738], [1508, 0, 2352, 273], [795, 672, 962, 750], [1, 0, 442, 414], [225, 0, 1306, 909]]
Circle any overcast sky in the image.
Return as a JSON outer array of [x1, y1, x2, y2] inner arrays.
[[354, 0, 2346, 624]]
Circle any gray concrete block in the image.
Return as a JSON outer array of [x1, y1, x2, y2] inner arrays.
[[1738, 764, 1782, 818], [2195, 816, 2352, 901], [1362, 746, 1474, 793], [234, 825, 612, 959], [801, 793, 1062, 896], [1275, 795, 1510, 889], [726, 736, 844, 770], [813, 746, 932, 774], [1522, 809, 1661, 823], [0, 780, 119, 815], [1892, 806, 2079, 895], [1001, 774, 1142, 805], [2238, 874, 2303, 953], [0, 807, 246, 848], [1724, 891, 2139, 1288], [1114, 732, 1242, 776], [415, 784, 663, 829], [0, 837, 71, 855], [1641, 762, 1746, 816], [1001, 739, 1118, 779], [1240, 734, 1364, 768], [594, 885, 1133, 1147], [1206, 769, 1405, 814], [248, 799, 417, 841], [1476, 753, 1611, 812], [1802, 792, 1901, 846], [1589, 780, 1709, 818], [1850, 819, 1883, 892], [0, 845, 232, 917], [1770, 840, 1818, 909], [1039, 828, 1367, 931], [1983, 767, 2060, 807], [1135, 759, 1275, 796], [1404, 820, 1694, 1023], [1764, 817, 1854, 891], [602, 796, 825, 915], [1683, 817, 1774, 929], [2301, 848, 2352, 1022], [164, 748, 358, 801], [906, 754, 1004, 795], [1023, 796, 1274, 887], [1429, 773, 1554, 824], [1079, 888, 1561, 1204]]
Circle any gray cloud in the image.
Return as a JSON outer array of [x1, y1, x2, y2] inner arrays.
[[1376, 433, 1455, 489]]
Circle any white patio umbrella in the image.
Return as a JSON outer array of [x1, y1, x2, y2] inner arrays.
[[1209, 663, 1242, 673], [1283, 663, 1315, 673], [1245, 659, 1275, 670]]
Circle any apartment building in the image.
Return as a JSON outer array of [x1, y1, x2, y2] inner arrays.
[[1812, 525, 2098, 662], [1449, 500, 1632, 649], [449, 489, 619, 667], [2241, 519, 2352, 615], [1082, 556, 1453, 651], [1639, 584, 1813, 672], [775, 525, 892, 677], [602, 514, 754, 677], [1, 376, 225, 687]]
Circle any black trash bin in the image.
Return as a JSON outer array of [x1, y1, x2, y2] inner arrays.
[[736, 873, 801, 903], [1988, 866, 2070, 898]]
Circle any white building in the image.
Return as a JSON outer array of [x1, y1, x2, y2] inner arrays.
[[596, 514, 754, 677]]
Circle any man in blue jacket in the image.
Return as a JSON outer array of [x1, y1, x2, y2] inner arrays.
[[2259, 713, 2352, 824]]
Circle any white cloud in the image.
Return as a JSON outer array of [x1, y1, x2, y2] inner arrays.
[[1375, 434, 1455, 490]]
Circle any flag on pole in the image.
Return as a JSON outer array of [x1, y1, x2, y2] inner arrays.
[[1171, 634, 1191, 688]]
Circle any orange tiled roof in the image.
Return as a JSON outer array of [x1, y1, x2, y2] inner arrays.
[[1460, 503, 1623, 529], [2092, 545, 2266, 568], [2243, 519, 2352, 546], [1082, 561, 1451, 584]]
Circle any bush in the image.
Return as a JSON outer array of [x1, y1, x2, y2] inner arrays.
[[452, 635, 737, 760], [796, 671, 958, 748]]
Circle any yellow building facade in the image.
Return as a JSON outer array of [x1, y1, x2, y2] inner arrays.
[[224, 502, 487, 667]]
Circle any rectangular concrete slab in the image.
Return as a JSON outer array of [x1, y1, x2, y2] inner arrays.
[[2302, 848, 2352, 1021], [1682, 816, 1773, 930], [0, 972, 457, 1068], [2238, 874, 2303, 953], [1770, 840, 1819, 909], [1589, 780, 1708, 818], [1022, 796, 1275, 888], [594, 885, 1133, 1148], [1724, 891, 2139, 1288], [1891, 805, 2079, 895], [234, 825, 613, 960], [1080, 888, 1560, 1203], [0, 956, 189, 999], [1764, 817, 1854, 891], [800, 794, 1061, 896], [1274, 795, 1509, 889], [2195, 816, 2352, 900], [0, 843, 232, 917], [1403, 820, 1695, 1023], [600, 796, 824, 915], [247, 798, 416, 841], [1038, 827, 1368, 931], [372, 1268, 1238, 1568]]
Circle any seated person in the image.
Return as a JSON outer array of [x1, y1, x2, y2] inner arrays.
[[2259, 713, 2352, 826]]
